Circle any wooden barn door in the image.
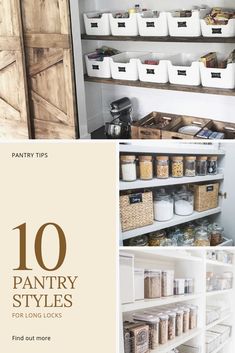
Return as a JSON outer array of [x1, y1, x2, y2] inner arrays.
[[0, 0, 31, 139], [21, 0, 78, 139]]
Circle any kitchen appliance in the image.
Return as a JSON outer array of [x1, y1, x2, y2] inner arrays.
[[105, 97, 133, 139]]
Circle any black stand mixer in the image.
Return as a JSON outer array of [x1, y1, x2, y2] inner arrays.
[[105, 97, 133, 139]]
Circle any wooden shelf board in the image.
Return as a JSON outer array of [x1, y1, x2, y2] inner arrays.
[[84, 75, 235, 97]]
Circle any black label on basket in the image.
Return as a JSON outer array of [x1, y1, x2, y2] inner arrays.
[[147, 69, 155, 74], [177, 70, 187, 76], [178, 21, 187, 27], [118, 67, 126, 72], [207, 185, 214, 192], [129, 194, 143, 204], [146, 22, 155, 27], [92, 65, 99, 70], [91, 22, 98, 28], [118, 22, 126, 28], [212, 28, 222, 34], [211, 72, 221, 79]]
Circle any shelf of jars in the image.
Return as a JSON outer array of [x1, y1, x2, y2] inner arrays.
[[120, 249, 203, 262], [206, 314, 231, 330], [120, 174, 224, 191], [121, 207, 222, 240]]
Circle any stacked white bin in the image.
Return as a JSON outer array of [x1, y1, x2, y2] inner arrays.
[[85, 53, 112, 78], [167, 8, 209, 37], [137, 11, 168, 37], [168, 54, 201, 86], [200, 56, 235, 89], [83, 12, 111, 35], [137, 53, 170, 83], [110, 52, 148, 81], [201, 18, 235, 37], [109, 13, 138, 36]]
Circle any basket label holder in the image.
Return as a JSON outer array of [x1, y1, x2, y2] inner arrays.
[[129, 194, 143, 204]]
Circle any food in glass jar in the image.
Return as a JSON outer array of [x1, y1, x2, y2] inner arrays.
[[171, 156, 184, 178], [207, 156, 218, 175], [175, 309, 183, 336], [121, 155, 137, 181], [189, 305, 198, 329], [149, 231, 167, 246], [128, 235, 149, 247], [154, 188, 174, 222], [162, 270, 174, 297], [144, 270, 161, 298], [174, 187, 194, 216], [185, 156, 196, 177], [196, 156, 207, 176], [156, 156, 169, 179], [139, 155, 153, 180], [194, 227, 210, 246], [166, 311, 176, 340], [159, 314, 169, 344], [210, 224, 224, 246], [181, 307, 190, 333]]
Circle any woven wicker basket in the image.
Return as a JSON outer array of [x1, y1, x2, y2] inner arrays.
[[193, 183, 219, 212], [120, 191, 154, 232]]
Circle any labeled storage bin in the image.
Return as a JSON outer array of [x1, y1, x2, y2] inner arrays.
[[168, 54, 201, 86], [120, 253, 134, 304], [167, 9, 209, 37], [193, 182, 219, 212], [200, 61, 235, 89], [201, 18, 235, 37], [85, 53, 112, 78], [109, 12, 138, 36], [83, 12, 111, 35], [137, 53, 170, 83], [111, 52, 147, 81], [120, 191, 154, 231], [137, 11, 168, 37]]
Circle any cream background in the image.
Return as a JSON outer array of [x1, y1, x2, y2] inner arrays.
[[0, 142, 117, 353]]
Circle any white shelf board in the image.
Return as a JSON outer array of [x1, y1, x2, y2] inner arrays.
[[122, 293, 202, 313], [206, 314, 231, 330], [151, 328, 202, 353], [119, 144, 225, 156], [121, 207, 222, 240], [206, 259, 233, 268], [120, 174, 224, 191], [206, 288, 233, 297], [208, 337, 232, 353]]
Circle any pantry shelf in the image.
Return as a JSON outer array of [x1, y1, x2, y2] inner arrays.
[[206, 288, 233, 297], [209, 337, 232, 353], [151, 328, 202, 353], [84, 75, 235, 97], [121, 207, 222, 240], [206, 259, 234, 268], [121, 249, 203, 262], [206, 314, 231, 330], [120, 174, 224, 191], [81, 34, 235, 43], [122, 293, 202, 313]]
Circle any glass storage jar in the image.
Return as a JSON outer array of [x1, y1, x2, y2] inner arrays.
[[185, 156, 196, 177], [207, 156, 218, 175], [189, 305, 198, 329], [149, 231, 167, 246], [210, 225, 224, 246], [128, 235, 149, 247], [133, 313, 160, 349], [174, 309, 183, 336], [174, 187, 194, 216], [196, 156, 207, 176], [154, 188, 174, 222], [121, 155, 137, 181], [165, 311, 176, 340], [144, 270, 161, 298], [171, 156, 184, 178], [159, 314, 169, 344], [156, 156, 169, 179], [139, 155, 153, 180], [194, 227, 210, 246], [162, 270, 174, 297]]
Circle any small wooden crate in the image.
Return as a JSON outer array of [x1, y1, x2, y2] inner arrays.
[[192, 183, 219, 212], [120, 191, 154, 232], [203, 119, 235, 139]]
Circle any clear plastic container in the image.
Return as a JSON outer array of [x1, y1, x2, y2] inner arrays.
[[144, 270, 161, 298], [174, 279, 185, 295], [156, 156, 169, 179], [185, 278, 194, 294], [174, 187, 194, 216], [149, 231, 167, 246], [171, 156, 184, 178], [162, 270, 174, 297], [133, 313, 160, 349], [128, 235, 149, 246], [159, 314, 169, 344], [139, 155, 153, 180], [154, 188, 174, 222], [185, 156, 196, 177], [189, 305, 198, 329], [121, 155, 137, 181], [166, 311, 176, 340], [175, 309, 184, 336], [210, 225, 224, 246], [194, 227, 210, 246], [207, 156, 218, 175], [196, 156, 207, 176], [181, 306, 190, 333]]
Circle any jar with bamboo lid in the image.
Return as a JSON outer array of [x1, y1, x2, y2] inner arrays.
[[139, 155, 153, 180], [156, 156, 169, 179], [120, 155, 137, 182], [171, 156, 184, 178], [185, 156, 196, 177], [207, 156, 218, 175], [196, 156, 207, 176]]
